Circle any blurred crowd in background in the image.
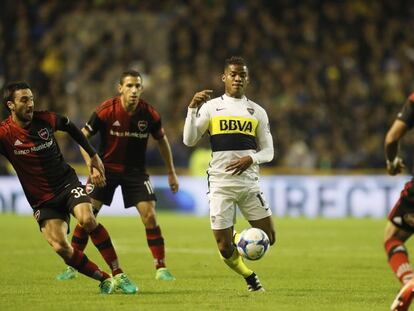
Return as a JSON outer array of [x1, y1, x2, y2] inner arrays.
[[2, 0, 414, 174]]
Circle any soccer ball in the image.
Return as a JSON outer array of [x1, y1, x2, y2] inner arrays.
[[236, 228, 270, 261]]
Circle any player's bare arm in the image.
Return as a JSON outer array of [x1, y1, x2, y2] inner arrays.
[[385, 119, 407, 176], [157, 135, 179, 193], [225, 156, 253, 175], [189, 90, 213, 108]]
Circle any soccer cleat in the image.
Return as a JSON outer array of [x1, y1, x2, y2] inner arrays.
[[56, 266, 77, 280], [245, 272, 265, 292], [99, 278, 115, 294], [155, 268, 176, 281], [391, 280, 414, 311], [114, 273, 138, 294]]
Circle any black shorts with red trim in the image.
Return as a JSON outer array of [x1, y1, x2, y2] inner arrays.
[[388, 179, 414, 233], [33, 180, 91, 232], [88, 170, 157, 209]]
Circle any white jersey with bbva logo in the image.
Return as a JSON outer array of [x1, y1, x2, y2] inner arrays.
[[183, 94, 274, 186]]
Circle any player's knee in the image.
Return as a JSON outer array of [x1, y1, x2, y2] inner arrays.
[[218, 243, 234, 258], [142, 213, 157, 227], [78, 214, 98, 233]]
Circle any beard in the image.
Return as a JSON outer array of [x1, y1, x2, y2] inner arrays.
[[16, 110, 33, 123]]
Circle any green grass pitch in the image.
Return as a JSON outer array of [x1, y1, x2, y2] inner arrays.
[[0, 213, 407, 310]]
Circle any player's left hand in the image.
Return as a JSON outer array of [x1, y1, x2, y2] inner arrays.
[[225, 156, 253, 175], [89, 166, 106, 187], [168, 172, 179, 193]]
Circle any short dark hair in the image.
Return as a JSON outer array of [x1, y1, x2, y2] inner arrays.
[[224, 56, 247, 70], [120, 70, 142, 85], [3, 81, 31, 110]]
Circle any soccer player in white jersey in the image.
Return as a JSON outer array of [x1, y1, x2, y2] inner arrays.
[[183, 56, 276, 291]]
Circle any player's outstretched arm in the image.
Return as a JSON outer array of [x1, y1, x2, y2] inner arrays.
[[79, 127, 106, 187], [58, 118, 106, 185], [385, 119, 407, 176]]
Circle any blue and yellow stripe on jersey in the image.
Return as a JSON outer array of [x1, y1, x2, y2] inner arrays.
[[209, 116, 258, 151]]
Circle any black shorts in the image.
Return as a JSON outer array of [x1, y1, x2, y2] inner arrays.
[[388, 179, 414, 233], [33, 180, 91, 232], [88, 170, 157, 208]]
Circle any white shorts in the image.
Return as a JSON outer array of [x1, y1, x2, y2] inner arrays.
[[208, 184, 272, 230]]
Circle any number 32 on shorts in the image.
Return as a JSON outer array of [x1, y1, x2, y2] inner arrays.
[[71, 187, 87, 198]]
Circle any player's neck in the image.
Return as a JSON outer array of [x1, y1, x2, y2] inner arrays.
[[12, 115, 30, 128], [120, 98, 138, 115], [225, 92, 245, 99]]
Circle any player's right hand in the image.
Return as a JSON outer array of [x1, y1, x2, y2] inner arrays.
[[189, 90, 213, 108], [386, 157, 405, 176]]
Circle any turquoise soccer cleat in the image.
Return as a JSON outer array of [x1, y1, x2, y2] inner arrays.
[[99, 278, 115, 294], [114, 273, 138, 294], [56, 266, 77, 280], [155, 268, 176, 281]]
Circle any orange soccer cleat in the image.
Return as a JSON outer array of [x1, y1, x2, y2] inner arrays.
[[391, 280, 414, 311]]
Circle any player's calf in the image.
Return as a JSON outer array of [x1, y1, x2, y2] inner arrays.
[[385, 238, 414, 284]]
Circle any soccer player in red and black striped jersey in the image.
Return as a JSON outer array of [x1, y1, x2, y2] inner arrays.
[[385, 92, 414, 310], [0, 82, 137, 294], [57, 70, 179, 281]]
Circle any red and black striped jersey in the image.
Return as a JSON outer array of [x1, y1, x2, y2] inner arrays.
[[85, 96, 164, 173], [0, 111, 78, 208]]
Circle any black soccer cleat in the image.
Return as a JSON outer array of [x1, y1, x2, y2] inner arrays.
[[245, 272, 265, 292]]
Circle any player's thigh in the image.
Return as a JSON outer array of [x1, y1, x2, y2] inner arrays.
[[41, 218, 70, 248], [33, 191, 72, 234], [73, 202, 95, 224], [208, 187, 237, 230], [68, 187, 96, 229], [238, 189, 272, 223], [91, 198, 104, 214]]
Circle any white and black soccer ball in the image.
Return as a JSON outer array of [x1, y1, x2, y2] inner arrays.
[[237, 228, 270, 261]]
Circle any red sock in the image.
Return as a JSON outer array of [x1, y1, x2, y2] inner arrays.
[[385, 238, 414, 284], [65, 249, 110, 281], [71, 224, 88, 251], [89, 223, 123, 275], [146, 226, 165, 269]]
